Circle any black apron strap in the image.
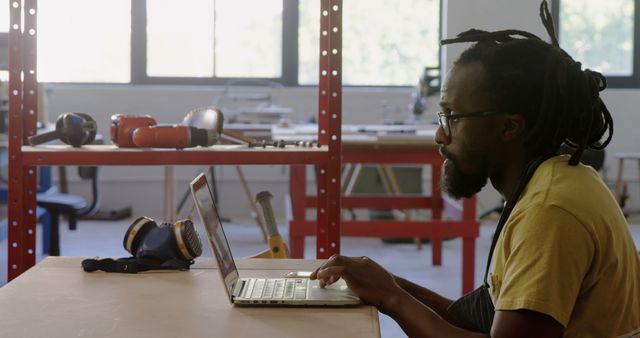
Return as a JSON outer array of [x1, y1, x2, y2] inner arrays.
[[481, 155, 550, 285], [82, 257, 192, 273]]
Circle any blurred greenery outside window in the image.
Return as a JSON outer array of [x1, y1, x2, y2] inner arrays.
[[555, 0, 639, 88], [0, 0, 440, 87], [298, 0, 440, 86]]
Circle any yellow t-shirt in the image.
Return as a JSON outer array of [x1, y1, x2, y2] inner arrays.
[[489, 155, 640, 338]]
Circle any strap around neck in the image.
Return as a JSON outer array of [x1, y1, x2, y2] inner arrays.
[[482, 156, 549, 285]]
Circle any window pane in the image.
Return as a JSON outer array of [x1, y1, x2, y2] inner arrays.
[[37, 0, 130, 83], [559, 0, 634, 76], [0, 0, 8, 32], [147, 0, 281, 79], [299, 0, 440, 86], [147, 0, 214, 77], [298, 0, 319, 85], [215, 0, 282, 78]]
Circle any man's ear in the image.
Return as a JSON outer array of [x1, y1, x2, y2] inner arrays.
[[501, 114, 526, 141]]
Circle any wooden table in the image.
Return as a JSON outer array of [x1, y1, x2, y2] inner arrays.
[[0, 257, 380, 338]]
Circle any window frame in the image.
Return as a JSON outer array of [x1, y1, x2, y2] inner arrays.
[[552, 0, 640, 88]]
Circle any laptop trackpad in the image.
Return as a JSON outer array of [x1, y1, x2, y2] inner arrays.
[[307, 279, 360, 302]]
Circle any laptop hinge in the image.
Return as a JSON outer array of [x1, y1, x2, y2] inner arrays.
[[232, 279, 245, 298]]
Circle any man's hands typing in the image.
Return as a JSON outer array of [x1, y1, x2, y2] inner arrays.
[[310, 254, 408, 313]]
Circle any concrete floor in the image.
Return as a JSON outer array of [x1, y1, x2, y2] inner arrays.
[[2, 216, 639, 338]]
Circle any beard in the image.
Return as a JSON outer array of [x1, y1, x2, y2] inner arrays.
[[440, 147, 489, 199]]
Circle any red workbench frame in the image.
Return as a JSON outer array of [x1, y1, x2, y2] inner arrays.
[[7, 0, 344, 280]]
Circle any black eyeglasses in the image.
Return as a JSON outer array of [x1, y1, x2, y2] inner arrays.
[[437, 111, 505, 137]]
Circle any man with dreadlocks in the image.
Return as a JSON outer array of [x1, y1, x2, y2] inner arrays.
[[311, 1, 640, 337]]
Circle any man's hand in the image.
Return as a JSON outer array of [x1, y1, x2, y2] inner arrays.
[[310, 254, 406, 312]]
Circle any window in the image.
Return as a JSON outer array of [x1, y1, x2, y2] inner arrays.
[[553, 0, 639, 87], [0, 0, 8, 33], [6, 0, 441, 86], [146, 0, 215, 78], [1, 0, 11, 74], [145, 0, 282, 79], [37, 0, 131, 83], [298, 0, 440, 86]]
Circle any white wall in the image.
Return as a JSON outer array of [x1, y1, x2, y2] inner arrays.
[[50, 0, 640, 221]]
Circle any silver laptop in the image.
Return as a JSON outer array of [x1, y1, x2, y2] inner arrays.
[[190, 172, 361, 306]]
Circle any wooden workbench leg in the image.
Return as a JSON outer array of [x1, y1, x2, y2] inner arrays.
[[462, 236, 476, 294], [615, 158, 625, 204], [432, 238, 442, 265], [637, 159, 640, 205], [340, 164, 353, 191], [164, 166, 175, 222], [289, 165, 306, 258], [235, 165, 268, 242], [431, 163, 443, 220], [430, 163, 443, 264], [341, 164, 356, 220], [344, 163, 363, 195], [381, 165, 421, 250]]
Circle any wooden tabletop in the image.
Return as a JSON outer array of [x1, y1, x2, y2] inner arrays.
[[0, 257, 380, 338]]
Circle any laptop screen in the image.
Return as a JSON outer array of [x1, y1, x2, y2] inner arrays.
[[190, 173, 239, 299]]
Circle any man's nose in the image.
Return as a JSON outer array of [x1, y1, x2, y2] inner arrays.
[[434, 125, 450, 145]]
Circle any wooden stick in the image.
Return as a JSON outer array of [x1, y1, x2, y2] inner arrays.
[[235, 165, 268, 242], [382, 165, 422, 250]]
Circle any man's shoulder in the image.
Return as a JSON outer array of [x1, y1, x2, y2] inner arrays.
[[523, 155, 613, 211], [535, 154, 602, 187], [511, 155, 628, 245]]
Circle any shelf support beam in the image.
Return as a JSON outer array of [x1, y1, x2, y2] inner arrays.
[[8, 0, 39, 281], [316, 0, 342, 259]]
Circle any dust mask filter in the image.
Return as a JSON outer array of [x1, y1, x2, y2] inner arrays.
[[82, 217, 202, 273]]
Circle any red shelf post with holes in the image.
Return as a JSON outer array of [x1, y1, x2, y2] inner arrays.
[[8, 0, 39, 280], [315, 0, 342, 259]]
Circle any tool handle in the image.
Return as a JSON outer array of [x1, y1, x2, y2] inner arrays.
[[255, 191, 279, 237], [266, 234, 289, 258]]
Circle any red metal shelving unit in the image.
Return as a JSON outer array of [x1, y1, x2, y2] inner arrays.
[[7, 0, 343, 281], [7, 0, 39, 281]]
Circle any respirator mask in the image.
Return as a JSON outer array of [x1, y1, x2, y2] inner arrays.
[[82, 217, 203, 273]]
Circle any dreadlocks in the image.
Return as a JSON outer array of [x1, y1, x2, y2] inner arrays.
[[441, 0, 613, 166]]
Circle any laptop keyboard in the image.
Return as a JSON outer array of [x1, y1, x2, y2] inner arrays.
[[244, 278, 308, 300]]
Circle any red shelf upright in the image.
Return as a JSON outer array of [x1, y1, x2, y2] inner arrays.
[[315, 0, 342, 259], [6, 1, 343, 280], [8, 0, 39, 280]]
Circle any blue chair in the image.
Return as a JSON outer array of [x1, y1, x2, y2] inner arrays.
[[36, 166, 100, 256]]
